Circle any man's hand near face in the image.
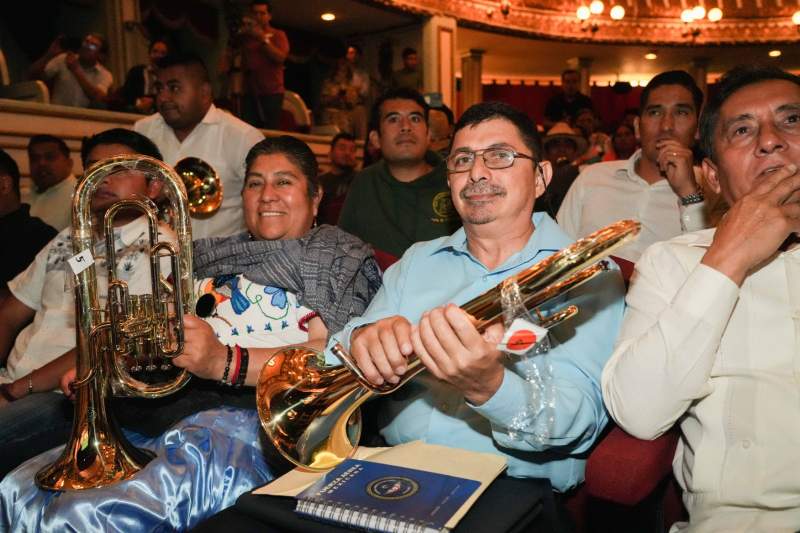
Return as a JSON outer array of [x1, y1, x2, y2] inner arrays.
[[702, 163, 800, 286], [656, 139, 698, 197], [349, 306, 506, 405]]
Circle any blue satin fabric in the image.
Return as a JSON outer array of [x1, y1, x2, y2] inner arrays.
[[0, 407, 272, 532]]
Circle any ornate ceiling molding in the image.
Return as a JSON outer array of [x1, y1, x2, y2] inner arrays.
[[369, 0, 800, 45]]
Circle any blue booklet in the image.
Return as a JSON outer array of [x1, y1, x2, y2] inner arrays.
[[295, 458, 482, 533]]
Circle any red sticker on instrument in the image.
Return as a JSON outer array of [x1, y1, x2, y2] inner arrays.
[[507, 330, 537, 351], [499, 318, 549, 355]]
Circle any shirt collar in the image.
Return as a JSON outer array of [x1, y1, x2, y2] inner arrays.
[[432, 212, 572, 273]]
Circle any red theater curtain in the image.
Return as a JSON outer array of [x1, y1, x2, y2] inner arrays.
[[481, 83, 644, 131]]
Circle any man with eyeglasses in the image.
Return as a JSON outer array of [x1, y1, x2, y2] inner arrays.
[[28, 33, 113, 108], [327, 102, 625, 494]]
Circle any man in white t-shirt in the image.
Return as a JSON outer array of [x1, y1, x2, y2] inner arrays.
[[135, 53, 264, 240], [26, 134, 77, 231], [557, 70, 710, 263], [28, 33, 113, 108], [0, 128, 173, 476]]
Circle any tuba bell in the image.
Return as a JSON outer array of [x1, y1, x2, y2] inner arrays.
[[35, 155, 196, 491], [175, 157, 222, 218], [256, 219, 641, 472]]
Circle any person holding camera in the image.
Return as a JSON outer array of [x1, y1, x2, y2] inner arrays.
[[236, 0, 289, 129], [28, 33, 113, 109]]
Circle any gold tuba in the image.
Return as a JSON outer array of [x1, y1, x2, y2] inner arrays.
[[35, 155, 195, 491], [256, 219, 641, 472]]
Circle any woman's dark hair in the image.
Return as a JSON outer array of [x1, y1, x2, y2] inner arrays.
[[80, 128, 162, 167], [700, 65, 800, 162], [245, 136, 320, 197]]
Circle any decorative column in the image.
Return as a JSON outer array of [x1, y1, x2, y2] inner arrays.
[[460, 49, 484, 112], [690, 57, 710, 98], [422, 16, 457, 109], [105, 0, 149, 83]]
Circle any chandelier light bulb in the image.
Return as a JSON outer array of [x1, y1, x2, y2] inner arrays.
[[610, 5, 626, 19], [644, 52, 657, 60], [320, 12, 336, 21], [577, 5, 591, 20], [681, 9, 695, 23], [707, 7, 723, 21], [792, 10, 800, 25], [692, 5, 706, 19], [590, 0, 605, 15], [768, 49, 782, 58]]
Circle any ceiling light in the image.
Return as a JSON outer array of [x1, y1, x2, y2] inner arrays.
[[577, 6, 591, 20], [590, 0, 605, 15], [707, 7, 723, 21], [769, 49, 782, 58], [793, 10, 800, 25], [609, 5, 626, 19], [692, 5, 706, 20], [320, 12, 336, 21], [644, 52, 657, 60], [681, 9, 695, 23]]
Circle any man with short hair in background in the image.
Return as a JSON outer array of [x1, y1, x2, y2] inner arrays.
[[26, 134, 77, 231], [135, 53, 264, 240], [0, 149, 56, 294], [28, 33, 113, 108], [239, 0, 290, 129], [318, 132, 358, 225], [338, 88, 460, 258], [391, 47, 422, 92], [557, 70, 709, 264], [543, 69, 594, 131]]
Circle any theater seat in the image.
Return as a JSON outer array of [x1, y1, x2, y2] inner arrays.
[[372, 249, 399, 272], [585, 426, 679, 506]]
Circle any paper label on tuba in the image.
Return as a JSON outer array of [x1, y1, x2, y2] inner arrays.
[[498, 318, 548, 356], [67, 249, 95, 275]]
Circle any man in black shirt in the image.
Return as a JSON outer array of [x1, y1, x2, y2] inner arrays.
[[543, 69, 594, 130], [0, 149, 56, 294], [317, 132, 358, 225]]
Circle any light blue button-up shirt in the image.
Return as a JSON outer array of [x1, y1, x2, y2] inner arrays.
[[326, 213, 625, 491]]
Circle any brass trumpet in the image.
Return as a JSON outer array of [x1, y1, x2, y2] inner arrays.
[[35, 156, 196, 491], [256, 219, 640, 472]]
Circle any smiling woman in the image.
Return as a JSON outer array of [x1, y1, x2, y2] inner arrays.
[[0, 136, 383, 533]]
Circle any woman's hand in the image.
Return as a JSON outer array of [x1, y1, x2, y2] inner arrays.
[[172, 314, 229, 381]]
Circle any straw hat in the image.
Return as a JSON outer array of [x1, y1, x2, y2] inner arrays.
[[543, 122, 588, 155]]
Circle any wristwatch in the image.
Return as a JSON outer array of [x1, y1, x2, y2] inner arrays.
[[680, 191, 705, 206]]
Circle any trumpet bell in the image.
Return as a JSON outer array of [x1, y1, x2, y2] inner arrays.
[[175, 157, 221, 217], [256, 347, 366, 471]]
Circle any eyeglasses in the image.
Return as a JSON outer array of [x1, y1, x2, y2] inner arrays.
[[446, 147, 536, 173]]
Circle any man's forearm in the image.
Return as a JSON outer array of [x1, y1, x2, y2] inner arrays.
[[71, 68, 107, 103]]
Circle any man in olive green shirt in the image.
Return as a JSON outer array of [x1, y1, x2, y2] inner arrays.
[[338, 88, 460, 258]]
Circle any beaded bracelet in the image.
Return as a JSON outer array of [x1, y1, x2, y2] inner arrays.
[[230, 345, 242, 386], [220, 345, 234, 385], [234, 347, 249, 388]]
